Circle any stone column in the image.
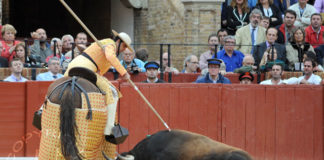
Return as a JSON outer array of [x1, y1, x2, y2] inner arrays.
[[182, 0, 224, 56]]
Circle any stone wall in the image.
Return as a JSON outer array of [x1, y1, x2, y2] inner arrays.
[[134, 0, 223, 70]]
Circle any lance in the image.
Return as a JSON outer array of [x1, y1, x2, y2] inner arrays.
[[59, 0, 171, 131]]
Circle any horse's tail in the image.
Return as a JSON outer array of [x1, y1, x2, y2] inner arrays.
[[59, 86, 82, 160]]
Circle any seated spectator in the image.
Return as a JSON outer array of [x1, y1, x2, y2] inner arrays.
[[30, 28, 52, 64], [303, 51, 324, 72], [259, 47, 285, 71], [142, 61, 165, 83], [135, 48, 149, 64], [276, 10, 296, 44], [305, 13, 324, 48], [260, 16, 270, 29], [215, 35, 245, 72], [13, 43, 33, 67], [260, 63, 285, 84], [182, 55, 199, 73], [286, 27, 314, 71], [0, 42, 8, 67], [199, 33, 219, 71], [217, 29, 228, 51], [64, 32, 88, 60], [284, 58, 322, 84], [3, 58, 27, 82], [239, 72, 254, 84], [45, 38, 63, 64], [253, 27, 286, 67], [36, 57, 63, 81], [161, 52, 179, 74], [1, 24, 21, 62], [196, 58, 231, 84], [120, 48, 145, 73], [234, 55, 257, 73], [314, 44, 324, 66], [61, 34, 74, 55], [288, 0, 317, 28], [226, 0, 250, 35], [235, 8, 266, 55], [253, 0, 282, 27]]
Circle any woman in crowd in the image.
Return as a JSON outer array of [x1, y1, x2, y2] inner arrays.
[[286, 27, 314, 71], [226, 0, 250, 35], [253, 0, 282, 27], [1, 24, 21, 62]]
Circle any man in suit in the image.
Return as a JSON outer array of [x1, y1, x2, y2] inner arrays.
[[253, 27, 286, 67], [235, 8, 267, 56], [36, 57, 63, 81]]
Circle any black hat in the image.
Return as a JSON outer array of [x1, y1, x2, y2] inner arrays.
[[207, 58, 222, 65], [239, 72, 254, 81], [144, 61, 160, 69]]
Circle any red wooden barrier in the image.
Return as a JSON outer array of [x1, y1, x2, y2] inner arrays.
[[0, 83, 26, 157]]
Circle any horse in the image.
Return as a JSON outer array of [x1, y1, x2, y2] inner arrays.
[[38, 68, 112, 160]]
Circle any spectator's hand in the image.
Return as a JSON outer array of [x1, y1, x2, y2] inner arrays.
[[9, 45, 16, 54], [31, 32, 40, 40], [126, 65, 132, 72], [76, 44, 87, 52], [271, 17, 277, 22], [220, 70, 226, 75], [164, 66, 171, 72], [252, 66, 257, 70]]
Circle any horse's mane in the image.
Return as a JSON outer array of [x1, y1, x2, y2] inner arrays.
[[46, 76, 101, 160]]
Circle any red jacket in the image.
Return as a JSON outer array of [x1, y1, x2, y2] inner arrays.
[[305, 25, 324, 48]]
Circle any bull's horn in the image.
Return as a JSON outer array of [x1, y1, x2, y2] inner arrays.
[[117, 154, 135, 160]]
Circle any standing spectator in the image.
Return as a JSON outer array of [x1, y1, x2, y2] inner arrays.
[[161, 52, 179, 74], [234, 55, 257, 73], [1, 24, 21, 62], [260, 63, 285, 84], [135, 48, 149, 64], [305, 13, 324, 48], [254, 0, 283, 27], [239, 72, 254, 84], [253, 27, 286, 67], [3, 58, 27, 82], [142, 61, 165, 83], [196, 58, 231, 84], [284, 58, 322, 84], [182, 55, 199, 73], [120, 48, 145, 73], [286, 27, 314, 70], [288, 0, 317, 28], [276, 10, 297, 44], [235, 9, 267, 55], [215, 36, 245, 72], [221, 0, 232, 29], [61, 34, 74, 55], [36, 57, 63, 81], [226, 0, 250, 35], [260, 16, 270, 29], [199, 33, 219, 70], [217, 29, 229, 50], [30, 28, 52, 64]]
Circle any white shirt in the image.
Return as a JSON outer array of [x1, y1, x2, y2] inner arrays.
[[260, 79, 284, 85], [283, 74, 322, 85]]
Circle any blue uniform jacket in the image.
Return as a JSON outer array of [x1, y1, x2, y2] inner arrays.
[[195, 73, 231, 84]]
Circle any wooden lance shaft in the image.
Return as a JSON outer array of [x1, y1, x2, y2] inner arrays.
[[59, 0, 171, 131]]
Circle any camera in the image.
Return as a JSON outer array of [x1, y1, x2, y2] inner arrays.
[[130, 62, 139, 74]]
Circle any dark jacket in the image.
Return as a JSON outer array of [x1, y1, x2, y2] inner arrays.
[[226, 6, 250, 35], [253, 42, 287, 67], [142, 79, 165, 83], [253, 4, 283, 27], [195, 73, 231, 84]]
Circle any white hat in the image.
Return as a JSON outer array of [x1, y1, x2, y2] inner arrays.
[[112, 30, 133, 52]]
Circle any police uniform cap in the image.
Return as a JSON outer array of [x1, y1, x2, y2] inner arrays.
[[207, 58, 222, 65], [239, 72, 254, 81], [144, 61, 160, 69]]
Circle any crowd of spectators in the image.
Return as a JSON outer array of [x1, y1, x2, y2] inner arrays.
[[1, 0, 324, 85]]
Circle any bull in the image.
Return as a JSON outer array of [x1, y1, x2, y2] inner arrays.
[[114, 129, 253, 160]]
